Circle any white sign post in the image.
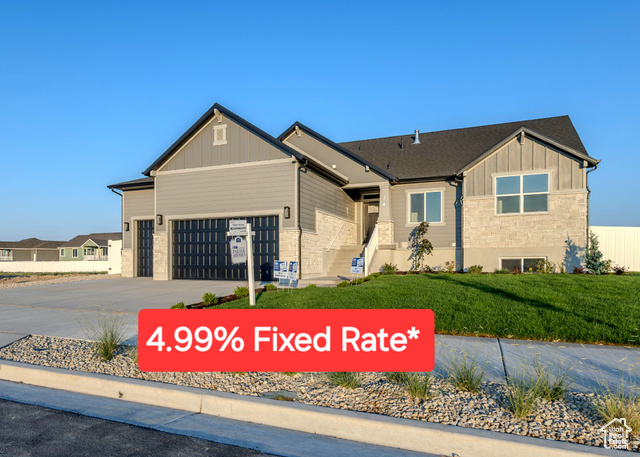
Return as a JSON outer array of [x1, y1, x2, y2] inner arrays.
[[227, 219, 255, 307]]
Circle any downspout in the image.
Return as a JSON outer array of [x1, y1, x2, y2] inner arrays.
[[297, 159, 307, 278], [454, 174, 464, 270], [585, 160, 600, 250]]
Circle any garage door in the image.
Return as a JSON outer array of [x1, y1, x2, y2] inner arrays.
[[172, 216, 279, 280], [137, 220, 154, 277]]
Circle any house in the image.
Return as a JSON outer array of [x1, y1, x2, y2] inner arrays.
[[0, 238, 64, 262], [59, 233, 122, 261], [108, 103, 599, 280]]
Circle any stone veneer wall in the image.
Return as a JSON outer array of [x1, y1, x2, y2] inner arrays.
[[279, 229, 300, 264], [377, 220, 395, 246], [302, 210, 357, 277], [153, 232, 169, 280], [121, 250, 134, 278], [463, 192, 587, 268]]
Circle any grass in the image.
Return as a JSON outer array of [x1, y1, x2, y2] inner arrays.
[[595, 389, 640, 436], [404, 373, 431, 399], [531, 359, 573, 401], [328, 372, 361, 388], [214, 274, 640, 346], [79, 311, 126, 361], [386, 372, 410, 383], [446, 355, 485, 393], [503, 373, 538, 418]]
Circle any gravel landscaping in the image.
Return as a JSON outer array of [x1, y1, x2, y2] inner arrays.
[[0, 274, 119, 289], [2, 335, 638, 451]]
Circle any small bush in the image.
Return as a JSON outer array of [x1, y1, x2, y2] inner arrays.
[[337, 280, 351, 288], [329, 372, 361, 388], [558, 261, 566, 274], [441, 260, 456, 273], [386, 372, 409, 383], [364, 275, 374, 281], [573, 266, 585, 274], [352, 278, 364, 285], [234, 286, 249, 298], [510, 266, 522, 274], [531, 360, 573, 401], [503, 373, 538, 418], [305, 283, 317, 288], [536, 259, 555, 274], [404, 373, 430, 399], [282, 372, 297, 376], [170, 302, 186, 309], [422, 265, 434, 273], [381, 263, 397, 275], [595, 390, 640, 436], [494, 268, 510, 274], [468, 265, 483, 274], [371, 272, 381, 278], [202, 293, 218, 306], [82, 313, 125, 361], [447, 356, 485, 393], [265, 283, 277, 291], [613, 265, 627, 275]]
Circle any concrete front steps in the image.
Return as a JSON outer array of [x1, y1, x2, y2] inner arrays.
[[326, 245, 365, 277]]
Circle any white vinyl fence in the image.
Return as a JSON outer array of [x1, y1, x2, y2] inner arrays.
[[591, 226, 640, 271]]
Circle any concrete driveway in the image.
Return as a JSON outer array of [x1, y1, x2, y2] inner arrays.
[[0, 278, 251, 344]]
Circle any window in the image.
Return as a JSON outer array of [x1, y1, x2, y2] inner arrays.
[[84, 248, 95, 256], [496, 173, 549, 214], [60, 249, 65, 257], [500, 257, 546, 272], [213, 124, 227, 146], [72, 248, 78, 258], [408, 190, 443, 224]]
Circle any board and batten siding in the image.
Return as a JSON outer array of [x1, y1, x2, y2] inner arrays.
[[465, 136, 585, 197], [155, 161, 297, 230], [299, 169, 355, 231], [122, 189, 154, 249], [390, 181, 460, 249], [159, 113, 289, 172]]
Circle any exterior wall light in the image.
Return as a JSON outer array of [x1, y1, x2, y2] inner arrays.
[[156, 215, 163, 226], [124, 222, 129, 232], [284, 206, 291, 219]]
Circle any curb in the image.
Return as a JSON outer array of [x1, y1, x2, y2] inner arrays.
[[0, 360, 626, 457]]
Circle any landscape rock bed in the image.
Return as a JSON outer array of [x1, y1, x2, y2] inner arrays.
[[1, 335, 637, 451], [0, 274, 119, 289]]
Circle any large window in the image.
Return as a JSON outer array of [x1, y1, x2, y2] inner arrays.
[[496, 173, 549, 214], [408, 190, 442, 224]]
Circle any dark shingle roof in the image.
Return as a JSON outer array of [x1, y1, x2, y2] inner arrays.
[[0, 238, 64, 249], [108, 177, 154, 190], [62, 232, 122, 248], [339, 115, 594, 181]]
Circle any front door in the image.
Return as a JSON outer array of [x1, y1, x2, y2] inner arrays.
[[363, 199, 380, 243]]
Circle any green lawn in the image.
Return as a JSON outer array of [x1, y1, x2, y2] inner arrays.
[[214, 274, 640, 346]]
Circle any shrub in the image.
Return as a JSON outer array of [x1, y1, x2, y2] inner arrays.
[[447, 356, 485, 393], [386, 372, 409, 383], [573, 266, 585, 274], [170, 302, 186, 309], [468, 265, 483, 274], [282, 371, 297, 376], [510, 266, 522, 274], [503, 373, 538, 419], [265, 283, 277, 291], [404, 373, 430, 399], [408, 221, 434, 270], [337, 280, 350, 288], [305, 283, 317, 288], [613, 265, 627, 275], [82, 313, 125, 361], [364, 275, 374, 281], [381, 263, 397, 275], [494, 268, 510, 274], [442, 260, 456, 273], [585, 231, 609, 275], [422, 265, 434, 273], [202, 293, 218, 306], [234, 286, 249, 298], [558, 261, 566, 274], [531, 360, 573, 402], [595, 390, 640, 436], [329, 372, 361, 388], [371, 272, 381, 278], [352, 278, 364, 285], [536, 259, 555, 274]]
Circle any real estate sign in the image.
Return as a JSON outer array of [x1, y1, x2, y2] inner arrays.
[[350, 257, 364, 274], [274, 260, 288, 279], [228, 219, 248, 236], [230, 236, 247, 264], [288, 261, 298, 280]]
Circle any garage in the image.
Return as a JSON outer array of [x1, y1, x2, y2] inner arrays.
[[137, 220, 154, 277], [172, 216, 279, 281]]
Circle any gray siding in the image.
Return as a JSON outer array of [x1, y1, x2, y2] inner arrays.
[[391, 181, 460, 249], [155, 161, 296, 231], [122, 189, 154, 249], [300, 169, 356, 231], [161, 113, 289, 172], [285, 132, 387, 185], [465, 136, 585, 197]]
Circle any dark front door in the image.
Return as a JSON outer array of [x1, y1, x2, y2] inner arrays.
[[172, 216, 279, 280], [363, 200, 379, 243], [137, 220, 154, 277]]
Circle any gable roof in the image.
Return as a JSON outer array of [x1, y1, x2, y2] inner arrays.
[[278, 122, 397, 181], [61, 232, 122, 248], [142, 103, 304, 176], [339, 115, 597, 181], [108, 177, 154, 191], [0, 238, 64, 249]]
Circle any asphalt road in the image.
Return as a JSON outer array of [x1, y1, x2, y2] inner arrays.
[[0, 399, 271, 457]]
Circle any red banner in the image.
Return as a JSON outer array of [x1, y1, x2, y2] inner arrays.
[[138, 309, 434, 372]]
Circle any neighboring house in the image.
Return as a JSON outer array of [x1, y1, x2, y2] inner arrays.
[[0, 238, 64, 262], [108, 103, 599, 281], [59, 233, 122, 261]]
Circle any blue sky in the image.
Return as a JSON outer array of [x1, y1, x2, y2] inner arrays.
[[1, 1, 638, 241]]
